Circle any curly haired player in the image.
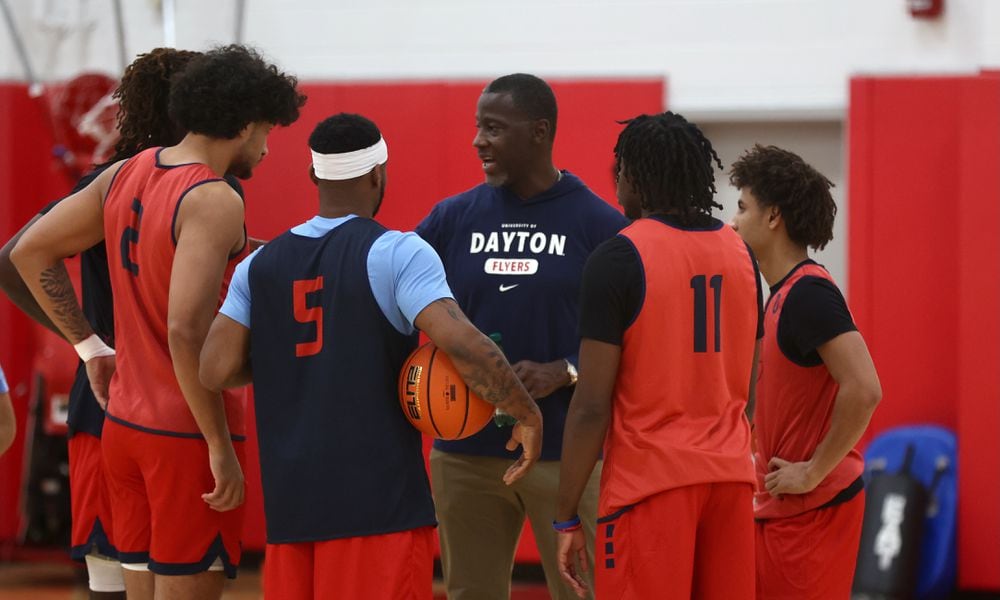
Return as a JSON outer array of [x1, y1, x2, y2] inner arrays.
[[10, 45, 305, 600], [730, 144, 881, 599], [0, 47, 241, 599]]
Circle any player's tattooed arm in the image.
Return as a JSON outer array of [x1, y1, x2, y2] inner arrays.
[[38, 262, 93, 342], [417, 297, 542, 483], [9, 167, 113, 344], [420, 298, 539, 425]]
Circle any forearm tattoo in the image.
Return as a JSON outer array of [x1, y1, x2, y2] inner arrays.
[[38, 262, 91, 342], [435, 299, 533, 418]]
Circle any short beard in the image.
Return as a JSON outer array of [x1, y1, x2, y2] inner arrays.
[[484, 172, 507, 189], [227, 158, 253, 180]]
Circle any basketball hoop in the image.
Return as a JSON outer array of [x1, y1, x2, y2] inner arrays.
[[40, 73, 120, 179], [2, 0, 122, 179]]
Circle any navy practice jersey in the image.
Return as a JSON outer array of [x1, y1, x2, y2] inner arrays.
[[417, 171, 628, 460], [40, 168, 243, 438], [227, 215, 448, 543]]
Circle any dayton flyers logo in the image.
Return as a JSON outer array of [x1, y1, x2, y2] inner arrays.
[[470, 226, 566, 277]]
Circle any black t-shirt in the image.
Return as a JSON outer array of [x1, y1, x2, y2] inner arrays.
[[579, 215, 764, 345], [771, 261, 857, 367]]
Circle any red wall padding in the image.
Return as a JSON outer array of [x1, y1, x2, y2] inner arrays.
[[0, 84, 79, 548], [0, 79, 664, 557], [849, 76, 965, 433], [241, 80, 663, 235], [955, 72, 1000, 590], [849, 74, 1000, 590]]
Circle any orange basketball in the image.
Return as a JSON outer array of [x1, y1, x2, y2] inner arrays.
[[398, 341, 494, 440]]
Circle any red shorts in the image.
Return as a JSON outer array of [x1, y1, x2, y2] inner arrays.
[[101, 418, 245, 577], [756, 491, 865, 600], [596, 482, 754, 600], [263, 527, 435, 600], [68, 432, 117, 560]]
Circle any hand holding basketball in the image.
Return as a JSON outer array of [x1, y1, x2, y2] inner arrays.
[[398, 342, 494, 440]]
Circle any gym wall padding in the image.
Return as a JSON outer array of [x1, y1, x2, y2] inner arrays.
[[955, 71, 1000, 591], [0, 84, 79, 544], [849, 73, 1000, 591], [240, 80, 663, 236], [0, 79, 664, 555]]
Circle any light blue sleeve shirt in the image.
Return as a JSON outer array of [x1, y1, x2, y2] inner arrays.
[[0, 364, 8, 394], [218, 215, 454, 335], [219, 247, 262, 328], [368, 229, 454, 335]]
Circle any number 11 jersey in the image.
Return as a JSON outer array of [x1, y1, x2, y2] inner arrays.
[[579, 214, 763, 515]]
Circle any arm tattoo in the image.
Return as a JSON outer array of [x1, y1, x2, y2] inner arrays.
[[431, 299, 534, 418], [38, 262, 91, 342], [458, 336, 519, 409]]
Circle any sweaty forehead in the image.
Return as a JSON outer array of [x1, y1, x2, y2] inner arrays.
[[476, 92, 522, 120]]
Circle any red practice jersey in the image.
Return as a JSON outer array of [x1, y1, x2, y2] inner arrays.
[[103, 147, 248, 437], [600, 218, 759, 515], [754, 263, 863, 519]]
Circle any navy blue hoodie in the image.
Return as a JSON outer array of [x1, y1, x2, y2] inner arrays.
[[417, 172, 627, 460]]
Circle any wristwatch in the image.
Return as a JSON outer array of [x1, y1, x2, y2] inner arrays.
[[564, 359, 578, 386]]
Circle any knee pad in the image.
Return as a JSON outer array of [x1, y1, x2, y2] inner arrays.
[[85, 553, 126, 593]]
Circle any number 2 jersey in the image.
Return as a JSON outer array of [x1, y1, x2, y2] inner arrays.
[[579, 215, 763, 515], [103, 147, 248, 438]]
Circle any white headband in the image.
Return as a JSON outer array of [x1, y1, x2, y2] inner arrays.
[[311, 137, 388, 181]]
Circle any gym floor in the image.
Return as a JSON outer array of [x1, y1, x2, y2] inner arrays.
[[0, 559, 553, 599]]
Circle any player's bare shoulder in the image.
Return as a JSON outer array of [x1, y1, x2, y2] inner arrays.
[[173, 179, 246, 253]]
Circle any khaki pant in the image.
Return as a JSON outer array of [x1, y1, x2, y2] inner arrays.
[[430, 449, 601, 600]]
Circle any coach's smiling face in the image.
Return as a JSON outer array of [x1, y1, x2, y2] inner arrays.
[[473, 92, 544, 196]]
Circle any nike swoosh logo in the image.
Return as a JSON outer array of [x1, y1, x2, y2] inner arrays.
[[499, 284, 520, 292]]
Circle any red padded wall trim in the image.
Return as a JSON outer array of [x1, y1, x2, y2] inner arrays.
[[241, 79, 664, 237], [850, 73, 1000, 590], [0, 84, 76, 542], [956, 74, 1000, 590], [849, 76, 964, 433]]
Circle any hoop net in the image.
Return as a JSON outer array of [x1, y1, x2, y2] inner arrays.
[[41, 72, 119, 179]]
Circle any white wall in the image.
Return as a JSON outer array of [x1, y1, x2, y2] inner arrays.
[[2, 0, 998, 116]]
